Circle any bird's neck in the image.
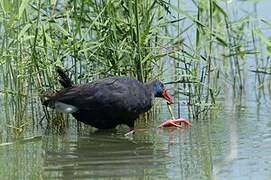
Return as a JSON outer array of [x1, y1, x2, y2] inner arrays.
[[145, 81, 156, 94], [145, 81, 157, 102]]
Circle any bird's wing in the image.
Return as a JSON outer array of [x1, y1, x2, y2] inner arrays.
[[52, 78, 143, 113]]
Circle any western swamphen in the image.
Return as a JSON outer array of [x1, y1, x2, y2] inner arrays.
[[42, 68, 190, 134]]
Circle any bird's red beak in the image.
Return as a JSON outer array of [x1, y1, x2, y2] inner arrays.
[[162, 89, 174, 104]]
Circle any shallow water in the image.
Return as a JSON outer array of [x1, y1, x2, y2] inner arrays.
[[1, 93, 271, 179]]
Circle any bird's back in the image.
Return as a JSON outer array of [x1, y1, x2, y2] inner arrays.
[[44, 76, 154, 129]]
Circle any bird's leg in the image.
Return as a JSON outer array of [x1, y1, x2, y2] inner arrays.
[[125, 127, 135, 136], [124, 120, 136, 136]]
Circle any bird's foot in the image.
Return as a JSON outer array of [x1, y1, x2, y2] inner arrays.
[[124, 128, 135, 136], [158, 118, 192, 128]]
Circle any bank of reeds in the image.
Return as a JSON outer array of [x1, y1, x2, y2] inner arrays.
[[0, 0, 265, 133]]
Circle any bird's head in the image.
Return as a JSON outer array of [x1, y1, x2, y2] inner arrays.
[[150, 80, 174, 104]]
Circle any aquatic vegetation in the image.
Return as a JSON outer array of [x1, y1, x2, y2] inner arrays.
[[0, 0, 269, 134]]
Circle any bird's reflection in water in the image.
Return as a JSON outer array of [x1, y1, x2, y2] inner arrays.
[[42, 130, 169, 179]]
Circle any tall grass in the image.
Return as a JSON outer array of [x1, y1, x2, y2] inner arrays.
[[0, 0, 268, 134]]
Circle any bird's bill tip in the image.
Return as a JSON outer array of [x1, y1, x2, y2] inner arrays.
[[162, 89, 174, 104]]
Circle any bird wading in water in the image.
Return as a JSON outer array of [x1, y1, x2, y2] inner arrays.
[[42, 67, 191, 134]]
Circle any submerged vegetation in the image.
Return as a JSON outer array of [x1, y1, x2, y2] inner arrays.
[[0, 0, 270, 136]]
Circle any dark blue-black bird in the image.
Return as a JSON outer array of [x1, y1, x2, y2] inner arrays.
[[42, 68, 173, 133]]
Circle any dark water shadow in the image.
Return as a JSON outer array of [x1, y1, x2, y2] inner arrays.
[[42, 131, 170, 179]]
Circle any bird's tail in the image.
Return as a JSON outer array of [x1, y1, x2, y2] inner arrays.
[[40, 90, 78, 113], [40, 90, 57, 107], [41, 67, 73, 107], [56, 66, 74, 88]]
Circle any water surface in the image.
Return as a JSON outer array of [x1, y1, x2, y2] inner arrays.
[[1, 93, 271, 180]]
